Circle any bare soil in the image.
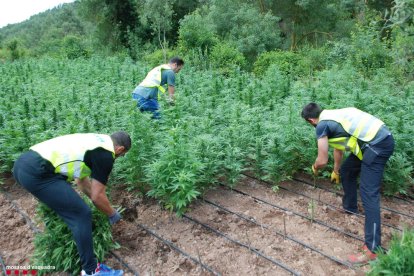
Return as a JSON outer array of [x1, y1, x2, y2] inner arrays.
[[1, 172, 413, 276]]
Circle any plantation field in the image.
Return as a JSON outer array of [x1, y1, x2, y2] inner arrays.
[[1, 56, 413, 275], [2, 171, 414, 275]]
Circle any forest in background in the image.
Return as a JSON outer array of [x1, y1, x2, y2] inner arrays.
[[0, 0, 412, 76]]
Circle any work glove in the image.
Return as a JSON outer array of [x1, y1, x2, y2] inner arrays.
[[311, 164, 318, 176], [109, 210, 122, 225], [166, 97, 175, 106], [330, 171, 340, 184]]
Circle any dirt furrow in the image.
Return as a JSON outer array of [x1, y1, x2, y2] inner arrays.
[[202, 187, 368, 275], [130, 199, 291, 275], [236, 177, 400, 249]]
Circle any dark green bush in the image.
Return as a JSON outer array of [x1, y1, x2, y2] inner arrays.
[[142, 48, 179, 68], [210, 42, 246, 75], [253, 50, 301, 77], [178, 9, 218, 53], [62, 35, 90, 59]]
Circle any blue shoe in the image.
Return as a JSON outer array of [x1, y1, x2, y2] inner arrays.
[[81, 263, 123, 276]]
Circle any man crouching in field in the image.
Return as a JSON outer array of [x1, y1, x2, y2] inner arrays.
[[13, 132, 131, 276]]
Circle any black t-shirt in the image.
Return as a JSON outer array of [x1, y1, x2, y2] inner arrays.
[[83, 147, 114, 185], [315, 120, 348, 140]]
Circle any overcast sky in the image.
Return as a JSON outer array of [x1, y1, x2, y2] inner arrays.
[[0, 0, 75, 28]]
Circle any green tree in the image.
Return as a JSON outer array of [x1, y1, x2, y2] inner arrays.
[[62, 35, 89, 59], [206, 0, 282, 63], [78, 0, 138, 51], [178, 8, 218, 53], [140, 0, 176, 61], [6, 39, 21, 60], [387, 0, 414, 77], [255, 0, 361, 49]]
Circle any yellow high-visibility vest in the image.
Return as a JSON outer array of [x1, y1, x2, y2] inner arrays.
[[139, 64, 172, 95], [30, 133, 115, 181], [319, 108, 384, 160]]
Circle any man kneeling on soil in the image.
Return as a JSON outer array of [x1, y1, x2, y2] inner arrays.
[[13, 132, 131, 276]]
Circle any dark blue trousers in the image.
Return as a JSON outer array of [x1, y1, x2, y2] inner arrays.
[[132, 93, 160, 119], [340, 134, 394, 252], [13, 151, 97, 273]]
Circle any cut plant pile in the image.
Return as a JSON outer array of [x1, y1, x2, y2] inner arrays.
[[2, 172, 412, 275]]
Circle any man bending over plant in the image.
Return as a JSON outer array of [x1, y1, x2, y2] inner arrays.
[[301, 103, 394, 264], [13, 132, 131, 276], [132, 57, 184, 119]]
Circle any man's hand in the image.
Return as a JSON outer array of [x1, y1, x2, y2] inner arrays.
[[331, 171, 340, 184], [311, 164, 318, 176], [108, 210, 122, 225], [167, 97, 175, 106]]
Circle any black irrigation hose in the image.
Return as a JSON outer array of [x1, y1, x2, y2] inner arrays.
[[183, 214, 301, 276], [1, 189, 41, 234], [393, 194, 414, 202], [0, 252, 7, 276], [109, 251, 139, 276], [242, 173, 403, 232], [0, 190, 137, 275], [219, 183, 364, 243], [292, 177, 414, 220], [202, 198, 355, 270], [136, 223, 221, 276]]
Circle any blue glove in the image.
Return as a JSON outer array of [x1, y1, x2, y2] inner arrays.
[[109, 210, 122, 225]]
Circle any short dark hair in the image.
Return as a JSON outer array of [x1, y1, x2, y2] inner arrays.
[[169, 57, 184, 66], [110, 131, 131, 151], [301, 102, 323, 120]]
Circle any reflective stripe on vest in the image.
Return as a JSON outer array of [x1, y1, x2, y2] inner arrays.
[[138, 64, 172, 95], [30, 134, 115, 181], [319, 108, 384, 160]]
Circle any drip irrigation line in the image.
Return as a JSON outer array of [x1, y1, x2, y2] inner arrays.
[[0, 252, 7, 276], [1, 190, 137, 276], [202, 198, 355, 270], [292, 177, 414, 220], [393, 194, 414, 202], [182, 214, 301, 276], [109, 251, 139, 276], [242, 173, 402, 232], [1, 189, 41, 234], [136, 223, 221, 276], [218, 183, 364, 243]]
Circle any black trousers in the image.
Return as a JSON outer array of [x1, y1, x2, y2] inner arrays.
[[341, 134, 395, 252], [13, 151, 97, 273]]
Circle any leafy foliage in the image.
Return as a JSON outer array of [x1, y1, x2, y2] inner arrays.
[[178, 9, 218, 53], [210, 42, 246, 75], [253, 50, 301, 77], [368, 228, 414, 275], [33, 199, 118, 275]]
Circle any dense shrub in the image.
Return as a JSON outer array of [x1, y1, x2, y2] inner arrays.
[[210, 42, 246, 75], [178, 9, 218, 53], [141, 48, 180, 68], [62, 35, 90, 59], [349, 22, 392, 76], [253, 50, 301, 77], [207, 1, 282, 63], [390, 25, 414, 79]]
